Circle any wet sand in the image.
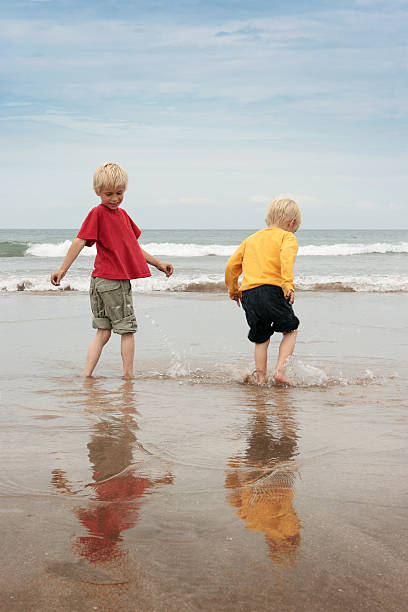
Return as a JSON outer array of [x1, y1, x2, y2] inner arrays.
[[0, 292, 407, 611]]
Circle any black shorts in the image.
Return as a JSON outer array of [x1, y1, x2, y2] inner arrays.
[[241, 284, 299, 344]]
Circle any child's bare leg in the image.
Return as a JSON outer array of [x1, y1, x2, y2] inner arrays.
[[254, 339, 270, 384], [121, 332, 135, 378], [83, 329, 111, 377], [273, 330, 298, 384]]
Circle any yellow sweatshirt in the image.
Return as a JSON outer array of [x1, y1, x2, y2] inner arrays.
[[225, 228, 299, 298]]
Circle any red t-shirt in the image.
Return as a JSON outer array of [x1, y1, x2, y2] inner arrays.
[[77, 204, 151, 280]]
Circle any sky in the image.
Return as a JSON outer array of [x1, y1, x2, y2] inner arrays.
[[1, 0, 407, 229]]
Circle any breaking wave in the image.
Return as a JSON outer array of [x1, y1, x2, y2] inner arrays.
[[25, 240, 96, 257], [300, 242, 408, 257], [296, 274, 408, 292], [24, 241, 236, 258], [140, 242, 236, 257], [2, 273, 408, 293], [0, 239, 406, 258]]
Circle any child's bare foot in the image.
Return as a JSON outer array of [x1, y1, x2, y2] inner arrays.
[[242, 371, 257, 385], [255, 368, 268, 385], [273, 368, 291, 384]]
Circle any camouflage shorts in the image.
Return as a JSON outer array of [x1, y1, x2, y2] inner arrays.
[[89, 277, 138, 335]]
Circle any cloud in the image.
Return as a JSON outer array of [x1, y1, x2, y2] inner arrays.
[[277, 193, 322, 207], [0, 109, 188, 140], [1, 111, 132, 135], [215, 25, 265, 39], [1, 3, 407, 228], [179, 197, 209, 205], [387, 201, 403, 211], [251, 193, 322, 207], [1, 9, 406, 120], [250, 195, 270, 204], [356, 200, 380, 210], [11, 23, 408, 124], [152, 197, 209, 206], [3, 101, 32, 107]]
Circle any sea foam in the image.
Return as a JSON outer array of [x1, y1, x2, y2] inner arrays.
[[2, 273, 408, 293], [299, 242, 408, 256], [23, 240, 408, 258]]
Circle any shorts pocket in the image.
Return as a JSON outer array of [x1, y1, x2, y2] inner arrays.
[[95, 279, 121, 293]]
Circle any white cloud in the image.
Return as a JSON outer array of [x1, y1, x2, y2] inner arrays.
[[250, 195, 270, 204], [352, 200, 379, 210], [3, 101, 32, 107], [277, 193, 321, 207], [1, 110, 188, 139], [179, 197, 209, 205], [250, 193, 322, 208], [387, 201, 403, 211], [1, 6, 407, 228], [1, 9, 406, 121]]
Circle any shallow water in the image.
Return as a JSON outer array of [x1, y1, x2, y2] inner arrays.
[[0, 292, 407, 610]]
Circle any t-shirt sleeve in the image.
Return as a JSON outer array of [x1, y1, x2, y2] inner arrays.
[[128, 215, 142, 240], [77, 208, 99, 247]]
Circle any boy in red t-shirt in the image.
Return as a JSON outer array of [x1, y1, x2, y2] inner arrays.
[[51, 162, 173, 378]]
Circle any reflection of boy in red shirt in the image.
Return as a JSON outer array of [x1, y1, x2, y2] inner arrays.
[[75, 469, 173, 563], [51, 162, 173, 378], [51, 379, 174, 563], [53, 467, 173, 563]]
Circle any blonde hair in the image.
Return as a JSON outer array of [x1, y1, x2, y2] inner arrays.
[[93, 162, 128, 194], [265, 198, 302, 231]]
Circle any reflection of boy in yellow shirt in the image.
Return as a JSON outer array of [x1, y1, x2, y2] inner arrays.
[[225, 198, 302, 384], [226, 468, 301, 568], [225, 400, 302, 569]]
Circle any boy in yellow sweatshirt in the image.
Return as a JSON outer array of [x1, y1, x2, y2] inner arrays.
[[225, 198, 302, 384]]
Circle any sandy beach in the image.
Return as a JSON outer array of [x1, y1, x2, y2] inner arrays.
[[0, 290, 407, 611]]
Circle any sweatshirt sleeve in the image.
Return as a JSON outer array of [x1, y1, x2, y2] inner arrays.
[[225, 241, 246, 298], [280, 233, 299, 295], [77, 207, 99, 247]]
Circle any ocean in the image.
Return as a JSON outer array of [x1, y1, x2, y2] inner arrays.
[[1, 228, 408, 293], [1, 227, 407, 611]]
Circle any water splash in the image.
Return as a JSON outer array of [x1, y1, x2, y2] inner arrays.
[[143, 312, 191, 378], [285, 356, 329, 387], [238, 356, 383, 389], [140, 315, 383, 389], [166, 360, 191, 378]]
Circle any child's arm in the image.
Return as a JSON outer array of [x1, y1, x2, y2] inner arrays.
[[280, 233, 299, 303], [51, 238, 87, 286], [225, 242, 245, 306], [141, 248, 173, 278]]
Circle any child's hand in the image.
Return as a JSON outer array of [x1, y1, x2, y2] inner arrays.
[[230, 291, 242, 307], [286, 289, 295, 305], [51, 270, 65, 286], [157, 262, 173, 277]]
